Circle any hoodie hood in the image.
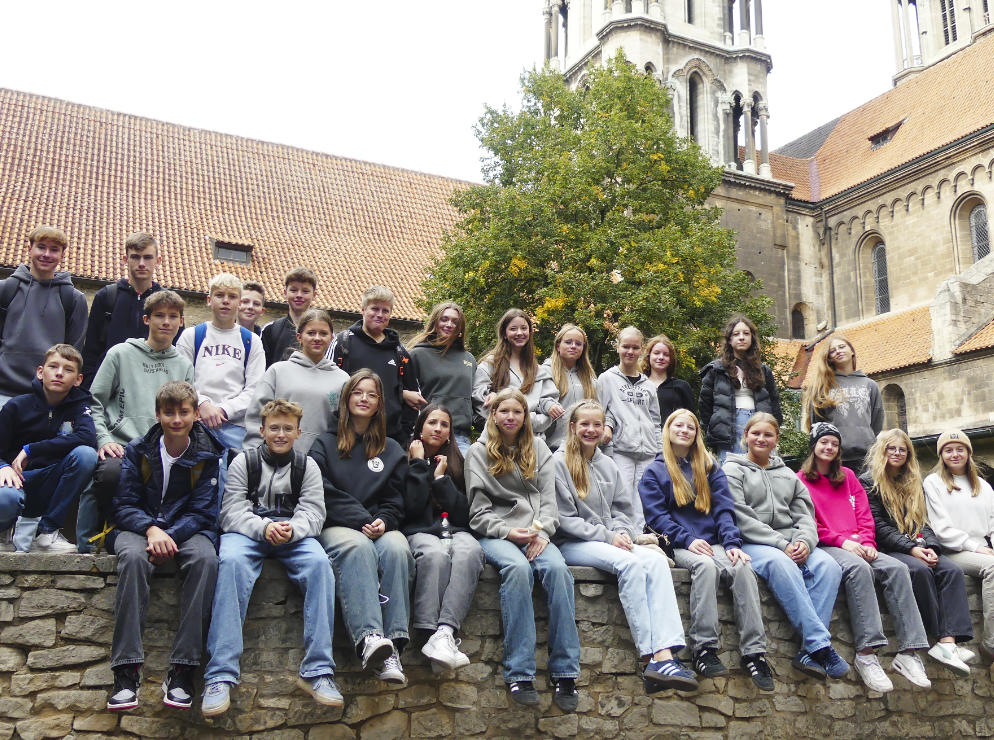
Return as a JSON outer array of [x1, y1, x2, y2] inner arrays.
[[124, 336, 181, 359], [347, 319, 400, 350], [722, 451, 787, 472], [9, 263, 74, 288], [287, 350, 339, 371], [31, 376, 92, 408]]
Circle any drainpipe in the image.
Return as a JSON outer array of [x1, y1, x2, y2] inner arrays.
[[822, 205, 837, 327]]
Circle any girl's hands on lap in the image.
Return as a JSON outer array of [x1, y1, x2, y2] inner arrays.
[[548, 403, 566, 420], [688, 539, 714, 556], [362, 519, 386, 540], [506, 527, 537, 545], [525, 537, 547, 561], [727, 547, 750, 565], [911, 546, 938, 566], [786, 540, 809, 564], [612, 532, 633, 550]]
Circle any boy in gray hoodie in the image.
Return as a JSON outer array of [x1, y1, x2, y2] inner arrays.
[[78, 290, 194, 552], [201, 398, 341, 716], [0, 225, 88, 406]]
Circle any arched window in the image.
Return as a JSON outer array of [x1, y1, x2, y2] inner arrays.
[[688, 73, 705, 146], [882, 384, 908, 433], [939, 0, 958, 44], [872, 243, 890, 314], [791, 309, 804, 340], [970, 203, 990, 261]]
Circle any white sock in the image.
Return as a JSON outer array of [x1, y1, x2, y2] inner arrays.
[[437, 625, 455, 637]]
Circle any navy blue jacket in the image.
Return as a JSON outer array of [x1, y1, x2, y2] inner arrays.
[[82, 279, 165, 389], [112, 421, 224, 549], [638, 454, 742, 550], [0, 379, 97, 471]]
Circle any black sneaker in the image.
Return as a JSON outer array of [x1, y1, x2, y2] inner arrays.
[[741, 653, 775, 692], [107, 665, 141, 711], [507, 680, 539, 706], [693, 648, 729, 678], [162, 664, 195, 709], [552, 677, 579, 712]]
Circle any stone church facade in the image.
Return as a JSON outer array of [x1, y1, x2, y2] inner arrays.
[[543, 0, 994, 445]]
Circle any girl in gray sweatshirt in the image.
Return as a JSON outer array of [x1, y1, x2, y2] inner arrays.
[[465, 387, 580, 711]]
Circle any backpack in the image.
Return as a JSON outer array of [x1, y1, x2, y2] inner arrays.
[[334, 329, 410, 380], [193, 322, 254, 370], [242, 446, 308, 511], [0, 276, 76, 342], [97, 283, 119, 345]]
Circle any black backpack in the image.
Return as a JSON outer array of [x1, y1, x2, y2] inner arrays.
[[0, 276, 76, 342], [243, 446, 308, 513]]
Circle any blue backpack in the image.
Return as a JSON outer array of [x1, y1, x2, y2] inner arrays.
[[193, 322, 253, 370]]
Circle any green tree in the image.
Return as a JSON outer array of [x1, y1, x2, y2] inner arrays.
[[422, 51, 773, 383]]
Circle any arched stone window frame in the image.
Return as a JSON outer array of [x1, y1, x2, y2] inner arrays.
[[854, 231, 890, 318], [882, 383, 909, 432], [951, 192, 990, 271], [790, 302, 813, 340]]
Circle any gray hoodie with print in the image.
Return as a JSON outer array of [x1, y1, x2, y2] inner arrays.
[[552, 447, 638, 544], [595, 366, 662, 459], [721, 452, 818, 551]]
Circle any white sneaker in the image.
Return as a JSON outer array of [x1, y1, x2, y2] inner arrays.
[[854, 654, 894, 693], [421, 629, 470, 670], [377, 650, 407, 686], [891, 652, 931, 689], [927, 642, 971, 676], [361, 634, 394, 671], [0, 528, 13, 553], [955, 645, 975, 663], [31, 530, 76, 553]]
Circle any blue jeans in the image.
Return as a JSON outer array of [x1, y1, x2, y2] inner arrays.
[[559, 540, 685, 657], [743, 544, 841, 653], [204, 533, 336, 684], [717, 406, 756, 463], [212, 422, 246, 499], [479, 537, 581, 682], [452, 432, 472, 456], [320, 527, 413, 649], [0, 446, 97, 540]]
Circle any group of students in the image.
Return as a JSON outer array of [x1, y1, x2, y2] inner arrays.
[[3, 225, 994, 717]]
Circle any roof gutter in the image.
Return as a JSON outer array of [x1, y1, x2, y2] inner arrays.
[[821, 205, 837, 327]]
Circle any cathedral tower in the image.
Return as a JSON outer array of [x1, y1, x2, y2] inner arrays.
[[891, 0, 992, 84], [544, 0, 774, 178]]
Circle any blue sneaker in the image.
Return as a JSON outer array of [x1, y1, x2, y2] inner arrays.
[[792, 651, 827, 679], [644, 658, 699, 691], [811, 646, 850, 679], [201, 681, 231, 717], [296, 675, 344, 707]]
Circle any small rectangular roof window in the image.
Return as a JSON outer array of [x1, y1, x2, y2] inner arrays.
[[869, 120, 905, 150], [211, 238, 252, 264]]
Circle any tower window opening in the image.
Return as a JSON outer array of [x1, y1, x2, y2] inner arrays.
[[872, 243, 890, 314], [940, 0, 958, 44], [970, 203, 990, 262]]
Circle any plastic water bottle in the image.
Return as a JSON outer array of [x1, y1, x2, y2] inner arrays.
[[440, 512, 452, 555]]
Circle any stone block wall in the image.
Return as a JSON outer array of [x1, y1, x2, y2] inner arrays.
[[1, 552, 993, 739]]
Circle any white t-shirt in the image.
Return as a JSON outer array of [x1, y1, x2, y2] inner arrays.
[[159, 437, 191, 502]]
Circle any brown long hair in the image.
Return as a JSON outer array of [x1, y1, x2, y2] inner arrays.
[[410, 301, 466, 355], [804, 334, 856, 426], [550, 324, 597, 400], [719, 314, 763, 390], [562, 400, 605, 499], [865, 429, 927, 535], [410, 402, 465, 492], [640, 334, 679, 380], [337, 369, 387, 459], [482, 309, 539, 394], [800, 435, 845, 486], [661, 410, 715, 512], [484, 388, 536, 479]]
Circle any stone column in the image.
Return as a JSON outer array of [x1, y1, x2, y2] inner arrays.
[[544, 5, 553, 60], [743, 101, 756, 175], [718, 93, 734, 169], [758, 103, 771, 178], [753, 0, 765, 47], [902, 0, 916, 64], [550, 1, 560, 59], [613, 0, 625, 17], [649, 0, 662, 18], [739, 0, 752, 46], [722, 0, 732, 44], [891, 0, 907, 70]]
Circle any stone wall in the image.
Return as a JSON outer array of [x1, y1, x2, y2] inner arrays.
[[1, 552, 993, 740]]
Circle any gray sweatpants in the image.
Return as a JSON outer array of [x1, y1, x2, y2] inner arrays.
[[945, 550, 994, 651], [407, 531, 485, 633], [673, 545, 767, 656], [110, 530, 218, 668]]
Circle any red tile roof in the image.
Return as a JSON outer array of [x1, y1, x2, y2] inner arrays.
[[0, 88, 468, 320], [954, 316, 994, 354]]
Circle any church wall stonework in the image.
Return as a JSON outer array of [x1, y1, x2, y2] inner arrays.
[[3, 553, 994, 739]]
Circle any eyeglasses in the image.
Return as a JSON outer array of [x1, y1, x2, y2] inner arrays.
[[885, 446, 908, 455], [265, 424, 297, 434], [350, 390, 380, 401]]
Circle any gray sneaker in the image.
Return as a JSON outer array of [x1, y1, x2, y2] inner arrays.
[[297, 675, 344, 707], [377, 650, 407, 686], [31, 529, 76, 553], [201, 682, 231, 717]]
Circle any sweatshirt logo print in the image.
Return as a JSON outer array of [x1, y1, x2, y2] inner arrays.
[[368, 457, 384, 472], [200, 344, 244, 361]]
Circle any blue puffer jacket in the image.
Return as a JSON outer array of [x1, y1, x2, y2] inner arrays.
[[112, 421, 224, 550]]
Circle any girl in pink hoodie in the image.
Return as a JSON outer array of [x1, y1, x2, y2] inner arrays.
[[799, 423, 931, 693]]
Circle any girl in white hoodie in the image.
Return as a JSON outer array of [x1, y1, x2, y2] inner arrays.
[[244, 310, 349, 451]]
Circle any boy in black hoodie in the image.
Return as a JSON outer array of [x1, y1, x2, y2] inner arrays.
[[0, 344, 97, 552], [106, 381, 224, 713], [326, 285, 424, 444]]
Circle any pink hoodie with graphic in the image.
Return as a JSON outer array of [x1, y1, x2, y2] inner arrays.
[[797, 466, 877, 549]]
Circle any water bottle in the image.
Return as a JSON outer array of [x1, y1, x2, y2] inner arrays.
[[440, 512, 452, 555]]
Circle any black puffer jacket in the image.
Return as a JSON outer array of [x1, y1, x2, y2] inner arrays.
[[859, 472, 942, 554], [698, 359, 781, 448]]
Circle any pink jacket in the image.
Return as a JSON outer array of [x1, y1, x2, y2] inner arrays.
[[797, 466, 877, 549]]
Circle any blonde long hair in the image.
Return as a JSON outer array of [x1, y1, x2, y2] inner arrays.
[[932, 440, 982, 496], [804, 334, 856, 427], [661, 409, 714, 513], [484, 388, 537, 479], [337, 370, 387, 459], [865, 429, 927, 536], [562, 400, 606, 500], [550, 324, 597, 400]]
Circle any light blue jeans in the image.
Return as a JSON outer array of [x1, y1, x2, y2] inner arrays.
[[717, 406, 755, 464], [204, 533, 336, 685], [479, 537, 581, 683], [743, 544, 842, 654], [320, 527, 414, 650], [0, 446, 97, 544], [452, 432, 472, 456], [213, 422, 246, 498], [559, 540, 685, 657]]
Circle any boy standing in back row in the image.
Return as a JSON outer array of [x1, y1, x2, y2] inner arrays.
[[261, 267, 316, 367]]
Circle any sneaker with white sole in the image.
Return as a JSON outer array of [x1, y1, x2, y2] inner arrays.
[[927, 642, 971, 675], [377, 649, 407, 686], [162, 664, 195, 709], [201, 682, 231, 717], [296, 674, 344, 707], [854, 653, 893, 693], [955, 645, 975, 663], [31, 529, 76, 553], [106, 665, 141, 711], [421, 629, 470, 670], [0, 527, 13, 552], [361, 634, 394, 671], [892, 652, 931, 689]]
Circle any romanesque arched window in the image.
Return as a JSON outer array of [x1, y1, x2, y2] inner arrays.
[[873, 243, 890, 314], [970, 203, 990, 262], [688, 73, 705, 147], [882, 384, 908, 432]]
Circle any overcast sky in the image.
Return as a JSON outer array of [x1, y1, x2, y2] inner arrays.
[[2, 1, 893, 182]]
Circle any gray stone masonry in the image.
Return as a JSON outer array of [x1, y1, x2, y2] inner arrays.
[[0, 552, 992, 738]]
